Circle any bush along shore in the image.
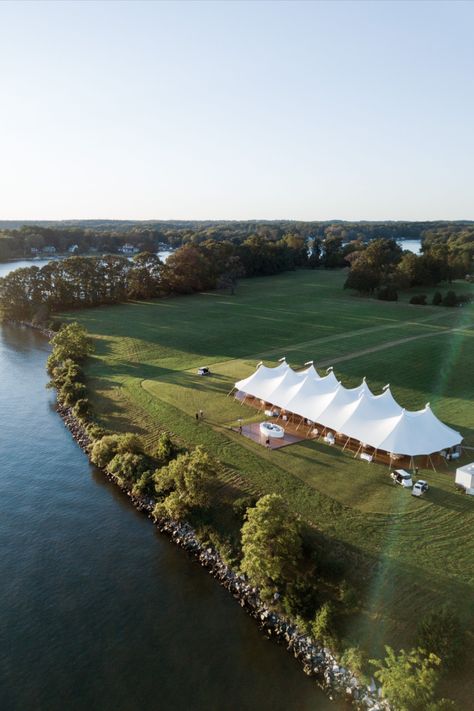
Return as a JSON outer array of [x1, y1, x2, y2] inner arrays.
[[19, 319, 461, 711]]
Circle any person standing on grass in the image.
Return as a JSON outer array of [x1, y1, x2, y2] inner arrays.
[[265, 437, 270, 448], [199, 409, 204, 419], [195, 412, 199, 422]]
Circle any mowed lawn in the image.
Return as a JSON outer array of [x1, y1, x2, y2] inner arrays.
[[67, 270, 474, 689]]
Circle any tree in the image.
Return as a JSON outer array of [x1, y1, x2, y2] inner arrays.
[[240, 493, 302, 600], [48, 322, 93, 374], [153, 446, 217, 520], [370, 646, 441, 711]]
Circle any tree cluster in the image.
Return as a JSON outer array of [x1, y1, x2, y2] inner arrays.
[[47, 322, 93, 417], [344, 233, 474, 298]]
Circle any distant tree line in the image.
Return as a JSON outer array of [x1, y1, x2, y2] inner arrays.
[[1, 219, 473, 263]]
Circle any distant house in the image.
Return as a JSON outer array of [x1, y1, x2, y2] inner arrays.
[[119, 243, 139, 255], [30, 247, 40, 255], [42, 245, 57, 254], [68, 244, 79, 254]]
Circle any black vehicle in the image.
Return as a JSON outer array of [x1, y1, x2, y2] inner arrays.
[[197, 366, 210, 376]]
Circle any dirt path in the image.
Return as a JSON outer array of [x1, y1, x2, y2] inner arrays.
[[316, 326, 463, 367], [250, 309, 463, 361]]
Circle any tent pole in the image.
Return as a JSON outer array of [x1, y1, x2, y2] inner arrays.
[[429, 455, 437, 473], [227, 386, 236, 397], [240, 394, 248, 406], [342, 437, 350, 451], [296, 416, 304, 431], [354, 444, 362, 458], [388, 454, 393, 471]]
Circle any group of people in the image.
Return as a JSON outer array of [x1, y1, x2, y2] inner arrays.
[[195, 409, 204, 422]]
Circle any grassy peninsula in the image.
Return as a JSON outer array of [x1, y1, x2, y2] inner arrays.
[[65, 268, 474, 704]]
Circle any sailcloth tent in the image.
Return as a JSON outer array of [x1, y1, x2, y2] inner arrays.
[[234, 361, 463, 456]]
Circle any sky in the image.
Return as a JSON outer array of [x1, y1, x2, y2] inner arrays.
[[0, 0, 473, 221]]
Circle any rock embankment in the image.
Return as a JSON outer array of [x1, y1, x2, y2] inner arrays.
[[56, 398, 389, 711]]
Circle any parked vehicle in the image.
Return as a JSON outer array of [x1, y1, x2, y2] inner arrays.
[[412, 480, 429, 497], [390, 469, 413, 488], [197, 366, 210, 376]]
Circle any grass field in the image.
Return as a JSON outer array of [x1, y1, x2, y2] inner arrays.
[[66, 269, 474, 698]]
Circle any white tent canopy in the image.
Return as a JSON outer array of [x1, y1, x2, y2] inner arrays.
[[234, 361, 462, 456]]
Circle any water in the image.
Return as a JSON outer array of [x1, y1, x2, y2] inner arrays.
[[398, 239, 422, 255], [0, 281, 335, 710]]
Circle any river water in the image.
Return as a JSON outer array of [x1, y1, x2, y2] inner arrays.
[[0, 263, 335, 710]]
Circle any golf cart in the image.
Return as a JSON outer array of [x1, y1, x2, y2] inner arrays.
[[197, 366, 210, 376], [412, 480, 429, 497], [390, 469, 413, 488]]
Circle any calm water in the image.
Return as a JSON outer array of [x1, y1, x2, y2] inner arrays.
[[398, 239, 422, 255], [0, 286, 335, 710]]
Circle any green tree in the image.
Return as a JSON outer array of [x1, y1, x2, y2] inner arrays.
[[240, 493, 302, 600], [370, 646, 441, 711], [153, 446, 216, 520]]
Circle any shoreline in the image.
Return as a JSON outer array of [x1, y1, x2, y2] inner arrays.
[[12, 319, 388, 710]]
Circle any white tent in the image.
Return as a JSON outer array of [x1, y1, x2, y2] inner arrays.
[[376, 405, 463, 456], [234, 361, 289, 403], [234, 361, 463, 456]]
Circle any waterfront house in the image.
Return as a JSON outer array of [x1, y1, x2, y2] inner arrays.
[[119, 243, 140, 255]]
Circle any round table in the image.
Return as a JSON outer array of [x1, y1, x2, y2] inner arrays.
[[259, 422, 285, 439]]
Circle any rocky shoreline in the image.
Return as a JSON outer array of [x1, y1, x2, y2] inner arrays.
[[13, 320, 388, 710], [56, 400, 390, 711]]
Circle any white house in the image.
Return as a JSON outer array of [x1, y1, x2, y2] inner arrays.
[[43, 245, 56, 254], [68, 244, 79, 254], [119, 243, 139, 255], [455, 463, 474, 495]]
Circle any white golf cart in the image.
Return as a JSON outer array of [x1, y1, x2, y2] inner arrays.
[[412, 480, 429, 497], [390, 469, 413, 488]]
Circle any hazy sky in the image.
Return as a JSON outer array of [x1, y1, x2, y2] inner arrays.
[[0, 0, 472, 221]]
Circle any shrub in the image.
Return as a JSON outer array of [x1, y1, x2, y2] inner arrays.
[[432, 291, 443, 305], [416, 606, 463, 669], [72, 398, 91, 421], [59, 379, 86, 407], [410, 294, 427, 305], [85, 423, 108, 441], [377, 286, 398, 301], [154, 432, 177, 466], [90, 433, 143, 469], [232, 495, 258, 520], [106, 452, 151, 486], [443, 290, 457, 307], [311, 601, 338, 649], [340, 646, 368, 681]]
